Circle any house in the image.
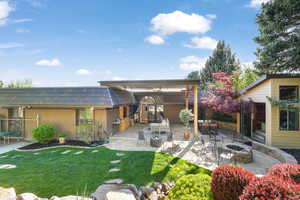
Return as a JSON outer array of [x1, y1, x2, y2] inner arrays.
[[0, 79, 200, 140], [237, 74, 300, 149]]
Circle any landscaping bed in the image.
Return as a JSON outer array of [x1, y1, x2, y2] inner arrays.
[[18, 139, 107, 150]]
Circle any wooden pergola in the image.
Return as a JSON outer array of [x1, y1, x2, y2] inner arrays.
[[99, 79, 200, 136]]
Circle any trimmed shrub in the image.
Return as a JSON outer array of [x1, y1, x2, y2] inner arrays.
[[240, 176, 300, 200], [32, 124, 56, 144], [167, 174, 212, 200], [211, 166, 256, 200], [267, 163, 300, 185]]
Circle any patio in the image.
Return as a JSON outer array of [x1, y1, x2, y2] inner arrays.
[[106, 123, 281, 175]]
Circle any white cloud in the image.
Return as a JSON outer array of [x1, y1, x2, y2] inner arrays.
[[105, 70, 112, 75], [206, 14, 217, 20], [0, 1, 14, 26], [150, 10, 214, 36], [16, 28, 30, 33], [76, 29, 87, 34], [145, 35, 165, 45], [0, 43, 22, 49], [179, 56, 208, 71], [247, 0, 271, 8], [36, 58, 62, 67], [112, 76, 124, 81], [13, 18, 33, 23], [76, 69, 92, 75], [184, 36, 218, 49]]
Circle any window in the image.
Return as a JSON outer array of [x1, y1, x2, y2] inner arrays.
[[280, 86, 298, 101], [8, 107, 23, 118], [76, 108, 93, 125], [280, 110, 299, 131]]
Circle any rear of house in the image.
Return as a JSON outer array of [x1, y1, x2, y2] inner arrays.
[[238, 74, 300, 149]]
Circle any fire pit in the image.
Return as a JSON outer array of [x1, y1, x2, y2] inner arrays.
[[220, 143, 253, 163]]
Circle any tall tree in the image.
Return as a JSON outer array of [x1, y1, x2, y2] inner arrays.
[[0, 81, 3, 88], [199, 40, 240, 88], [187, 71, 200, 80], [254, 0, 300, 73]]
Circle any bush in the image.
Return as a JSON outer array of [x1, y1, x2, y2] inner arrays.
[[167, 174, 212, 200], [58, 133, 67, 138], [32, 124, 56, 144], [211, 166, 256, 200], [267, 163, 300, 185], [240, 176, 300, 200]]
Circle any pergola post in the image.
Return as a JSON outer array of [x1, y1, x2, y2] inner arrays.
[[185, 86, 189, 109], [193, 85, 198, 137]]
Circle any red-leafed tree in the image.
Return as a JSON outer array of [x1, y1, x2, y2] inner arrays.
[[201, 72, 241, 114]]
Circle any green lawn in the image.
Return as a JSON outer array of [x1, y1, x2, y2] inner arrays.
[[0, 147, 210, 198]]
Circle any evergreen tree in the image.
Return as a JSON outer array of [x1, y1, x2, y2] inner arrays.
[[7, 79, 32, 88], [187, 71, 200, 80], [254, 0, 300, 73], [199, 40, 240, 88]]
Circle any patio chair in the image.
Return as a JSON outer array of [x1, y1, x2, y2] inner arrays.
[[137, 131, 146, 144], [217, 148, 236, 166]]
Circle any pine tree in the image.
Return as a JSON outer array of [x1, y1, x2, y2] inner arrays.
[[187, 71, 200, 80], [199, 40, 240, 88], [254, 0, 300, 73]]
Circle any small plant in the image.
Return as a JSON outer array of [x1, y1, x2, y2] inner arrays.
[[240, 176, 299, 200], [179, 109, 193, 138], [32, 124, 56, 144], [58, 133, 67, 138], [167, 174, 213, 200], [267, 163, 300, 185], [211, 166, 256, 200]]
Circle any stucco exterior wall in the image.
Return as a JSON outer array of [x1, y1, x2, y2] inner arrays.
[[24, 108, 76, 139], [164, 104, 185, 124], [269, 78, 300, 149]]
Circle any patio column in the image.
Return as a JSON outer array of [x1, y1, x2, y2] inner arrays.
[[193, 85, 198, 136], [185, 87, 189, 109]]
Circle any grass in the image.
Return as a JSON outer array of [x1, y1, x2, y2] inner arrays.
[[0, 147, 210, 198]]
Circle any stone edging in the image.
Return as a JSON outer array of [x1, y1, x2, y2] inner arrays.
[[16, 144, 104, 152]]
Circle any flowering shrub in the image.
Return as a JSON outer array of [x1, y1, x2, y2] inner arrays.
[[267, 163, 300, 185], [211, 166, 256, 200], [240, 176, 300, 200], [167, 174, 213, 200]]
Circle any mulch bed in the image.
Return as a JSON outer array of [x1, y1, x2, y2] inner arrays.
[[19, 140, 107, 150], [282, 149, 300, 163]]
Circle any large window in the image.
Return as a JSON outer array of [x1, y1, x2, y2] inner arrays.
[[280, 86, 298, 101], [280, 110, 299, 131], [76, 108, 93, 125], [8, 107, 23, 118]]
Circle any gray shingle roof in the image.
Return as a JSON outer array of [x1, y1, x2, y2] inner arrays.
[[0, 87, 136, 106]]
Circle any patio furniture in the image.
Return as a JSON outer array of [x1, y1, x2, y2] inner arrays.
[[137, 131, 146, 144], [217, 147, 235, 166], [150, 135, 162, 147], [0, 131, 23, 144], [198, 120, 218, 134], [150, 118, 170, 133]]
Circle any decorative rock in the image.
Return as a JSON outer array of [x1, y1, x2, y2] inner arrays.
[[140, 186, 158, 200], [0, 187, 16, 200], [108, 168, 120, 173], [110, 160, 121, 164], [16, 193, 40, 200], [74, 151, 83, 155], [105, 189, 136, 200], [91, 184, 140, 200], [151, 182, 162, 191], [0, 164, 17, 169], [50, 196, 92, 200], [104, 179, 123, 184], [91, 150, 98, 153], [61, 150, 72, 154], [116, 153, 125, 157]]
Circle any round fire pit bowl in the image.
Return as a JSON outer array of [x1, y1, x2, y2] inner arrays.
[[220, 143, 253, 163], [150, 136, 162, 147]]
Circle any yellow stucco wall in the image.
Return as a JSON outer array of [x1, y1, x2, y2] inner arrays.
[[24, 108, 76, 139], [269, 78, 300, 149], [164, 104, 185, 123]]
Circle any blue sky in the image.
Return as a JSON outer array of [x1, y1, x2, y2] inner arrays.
[[0, 0, 268, 86]]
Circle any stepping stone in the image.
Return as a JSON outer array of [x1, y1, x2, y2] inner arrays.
[[74, 151, 83, 155], [104, 178, 123, 184], [91, 150, 98, 153], [110, 160, 121, 164], [116, 153, 125, 157], [61, 150, 72, 154], [0, 164, 16, 169], [108, 168, 120, 173], [0, 155, 8, 158], [33, 152, 40, 155]]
